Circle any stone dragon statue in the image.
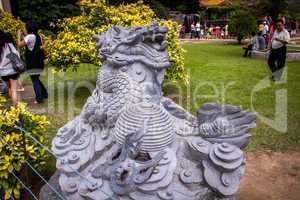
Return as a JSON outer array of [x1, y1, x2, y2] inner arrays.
[[40, 23, 256, 200]]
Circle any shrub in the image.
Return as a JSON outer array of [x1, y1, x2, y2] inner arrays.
[[228, 10, 257, 44], [0, 96, 49, 199], [46, 0, 187, 82], [0, 10, 25, 42]]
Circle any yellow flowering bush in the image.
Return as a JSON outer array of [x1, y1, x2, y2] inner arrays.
[[0, 10, 25, 42], [0, 95, 49, 199], [159, 20, 186, 82], [46, 0, 187, 82]]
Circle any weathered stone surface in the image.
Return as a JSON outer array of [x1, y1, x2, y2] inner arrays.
[[41, 23, 256, 200], [39, 171, 62, 200]]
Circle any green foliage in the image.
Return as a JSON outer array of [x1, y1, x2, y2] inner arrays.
[[78, 0, 170, 21], [12, 0, 80, 29], [160, 20, 185, 82], [198, 5, 238, 21], [258, 0, 288, 20], [0, 10, 25, 42], [0, 97, 49, 199], [147, 0, 169, 19], [288, 0, 300, 18], [228, 10, 257, 44], [46, 0, 187, 82]]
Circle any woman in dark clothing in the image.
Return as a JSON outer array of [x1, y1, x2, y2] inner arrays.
[[17, 21, 48, 104]]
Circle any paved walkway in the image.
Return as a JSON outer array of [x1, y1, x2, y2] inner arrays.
[[179, 36, 300, 44], [18, 85, 36, 105], [180, 38, 238, 44]]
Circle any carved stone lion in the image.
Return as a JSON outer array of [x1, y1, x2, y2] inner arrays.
[[41, 23, 256, 200]]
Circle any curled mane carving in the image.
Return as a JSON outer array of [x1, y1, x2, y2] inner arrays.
[[93, 23, 171, 69]]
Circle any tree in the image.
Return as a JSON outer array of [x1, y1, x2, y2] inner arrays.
[[147, 0, 169, 19], [228, 10, 257, 44], [258, 0, 288, 20], [10, 0, 80, 29], [287, 0, 300, 18]]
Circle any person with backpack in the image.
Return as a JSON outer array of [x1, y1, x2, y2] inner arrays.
[[17, 21, 48, 104], [0, 30, 21, 106]]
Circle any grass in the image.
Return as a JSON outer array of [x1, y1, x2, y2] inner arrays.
[[169, 43, 300, 151], [22, 43, 300, 152]]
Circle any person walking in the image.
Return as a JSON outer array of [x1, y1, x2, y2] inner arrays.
[[190, 23, 196, 39], [208, 25, 213, 38], [215, 25, 221, 38], [268, 19, 290, 81], [0, 30, 20, 106], [5, 32, 25, 92], [262, 21, 269, 36], [195, 22, 201, 39], [291, 20, 297, 38], [17, 21, 48, 104], [200, 26, 204, 39], [180, 24, 186, 39], [225, 24, 229, 39]]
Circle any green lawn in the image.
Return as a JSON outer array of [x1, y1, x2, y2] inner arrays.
[[24, 43, 300, 152], [171, 43, 300, 151]]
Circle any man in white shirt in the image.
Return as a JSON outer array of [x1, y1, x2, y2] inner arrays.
[[195, 22, 201, 39], [268, 19, 290, 81], [190, 24, 196, 39]]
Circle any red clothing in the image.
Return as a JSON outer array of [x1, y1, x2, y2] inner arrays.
[[215, 26, 220, 37], [269, 23, 275, 33]]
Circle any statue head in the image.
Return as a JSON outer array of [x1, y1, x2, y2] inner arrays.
[[93, 23, 170, 96], [94, 22, 169, 66]]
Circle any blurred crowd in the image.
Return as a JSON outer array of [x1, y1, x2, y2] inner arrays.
[[179, 22, 230, 39], [179, 15, 298, 40], [257, 16, 297, 48]]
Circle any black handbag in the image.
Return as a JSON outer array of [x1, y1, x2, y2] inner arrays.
[[6, 45, 26, 73]]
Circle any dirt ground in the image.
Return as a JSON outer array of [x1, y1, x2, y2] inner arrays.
[[239, 151, 300, 200]]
